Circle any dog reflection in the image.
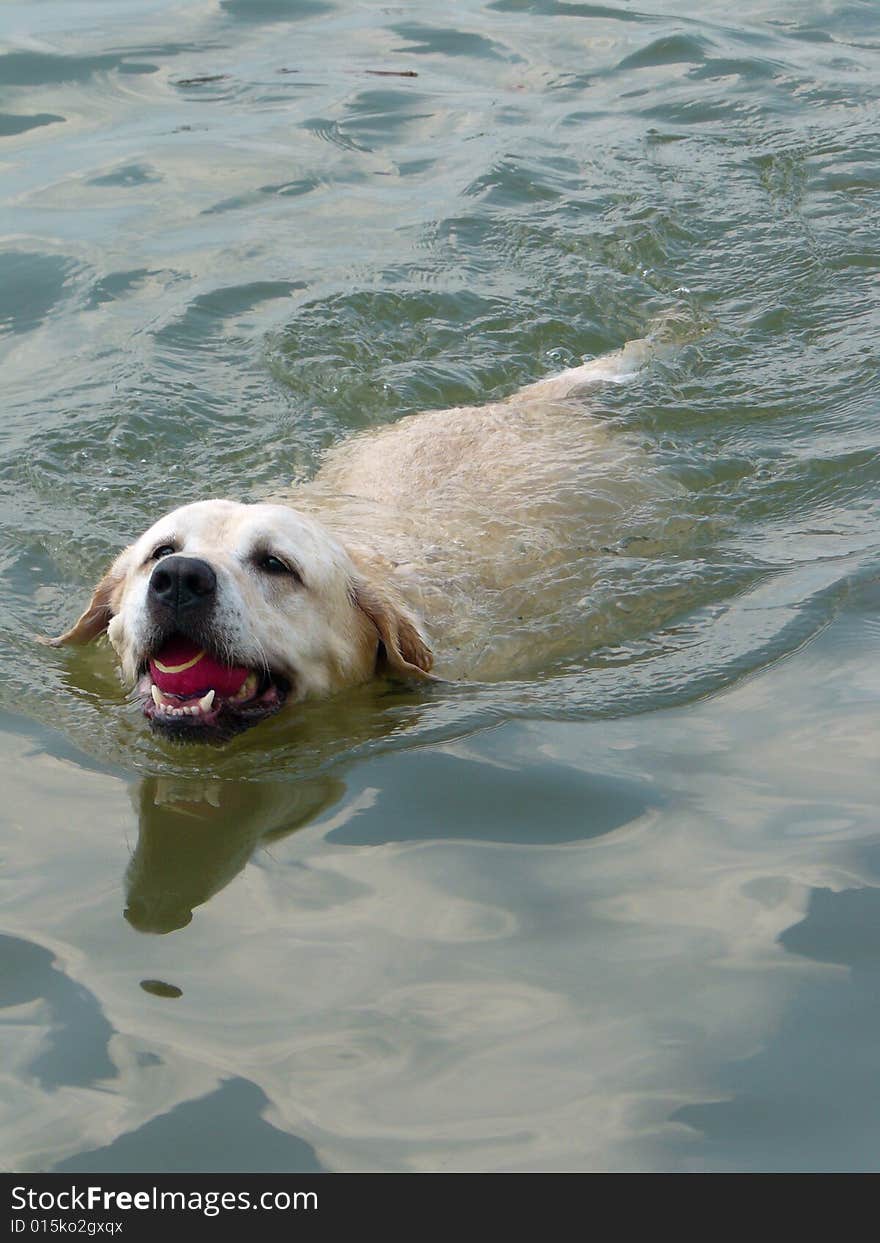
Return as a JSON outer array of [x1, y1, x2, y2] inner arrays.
[[124, 774, 344, 934]]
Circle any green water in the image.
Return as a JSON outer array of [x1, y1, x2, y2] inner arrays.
[[1, 0, 879, 1172]]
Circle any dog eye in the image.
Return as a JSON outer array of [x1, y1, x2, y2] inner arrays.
[[256, 553, 302, 583], [150, 544, 177, 561]]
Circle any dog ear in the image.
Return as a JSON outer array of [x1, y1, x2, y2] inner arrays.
[[39, 562, 125, 647], [352, 578, 436, 682]]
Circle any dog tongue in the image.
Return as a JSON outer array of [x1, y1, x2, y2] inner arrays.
[[149, 636, 250, 698]]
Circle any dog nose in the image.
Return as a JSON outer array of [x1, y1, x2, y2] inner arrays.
[[148, 555, 217, 616]]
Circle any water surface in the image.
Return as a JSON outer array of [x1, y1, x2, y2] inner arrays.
[[1, 0, 879, 1172]]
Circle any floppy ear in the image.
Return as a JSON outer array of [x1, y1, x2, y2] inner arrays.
[[352, 579, 436, 682], [39, 563, 125, 647]]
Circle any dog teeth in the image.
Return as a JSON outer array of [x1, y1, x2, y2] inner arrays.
[[149, 684, 217, 717], [232, 673, 259, 702]]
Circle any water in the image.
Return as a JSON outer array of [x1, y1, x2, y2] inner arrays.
[[1, 0, 878, 1172]]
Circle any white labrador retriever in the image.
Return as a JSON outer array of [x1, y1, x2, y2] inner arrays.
[[44, 334, 672, 739]]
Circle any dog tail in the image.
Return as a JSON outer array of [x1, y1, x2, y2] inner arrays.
[[513, 307, 699, 403]]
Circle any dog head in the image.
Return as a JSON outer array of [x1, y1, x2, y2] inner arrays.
[[43, 499, 434, 740]]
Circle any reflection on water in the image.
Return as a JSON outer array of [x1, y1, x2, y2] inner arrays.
[[675, 886, 880, 1174], [1, 579, 878, 1171], [125, 774, 343, 935], [1, 0, 880, 1173], [0, 934, 115, 1091], [54, 1077, 325, 1175], [121, 735, 650, 937]]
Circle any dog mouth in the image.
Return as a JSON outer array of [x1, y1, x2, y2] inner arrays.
[[136, 634, 289, 740]]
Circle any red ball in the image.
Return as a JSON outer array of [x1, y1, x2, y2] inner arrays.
[[149, 636, 250, 698]]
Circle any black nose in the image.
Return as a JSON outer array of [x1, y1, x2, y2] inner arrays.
[[148, 555, 217, 617]]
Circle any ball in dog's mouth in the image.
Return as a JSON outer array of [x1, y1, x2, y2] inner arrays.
[[139, 635, 288, 739]]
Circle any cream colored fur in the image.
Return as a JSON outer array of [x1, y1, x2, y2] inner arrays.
[[46, 334, 677, 698]]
